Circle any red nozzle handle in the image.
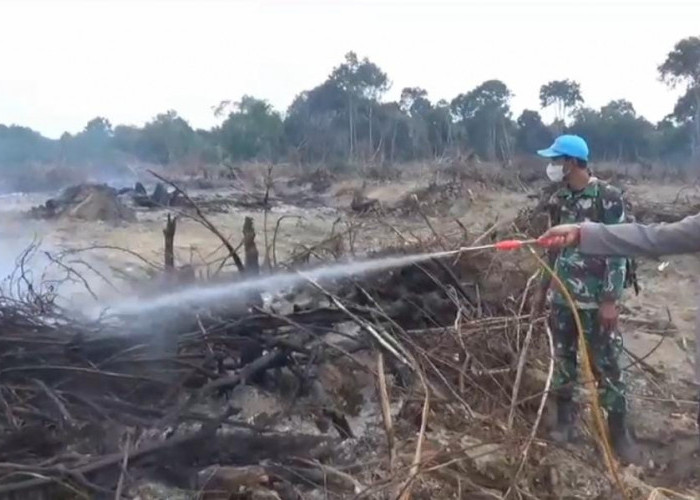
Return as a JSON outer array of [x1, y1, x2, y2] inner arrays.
[[493, 237, 565, 251], [494, 240, 524, 251]]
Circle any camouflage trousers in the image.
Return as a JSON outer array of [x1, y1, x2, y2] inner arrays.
[[549, 306, 627, 414]]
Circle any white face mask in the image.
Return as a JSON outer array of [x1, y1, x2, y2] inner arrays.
[[546, 163, 564, 182]]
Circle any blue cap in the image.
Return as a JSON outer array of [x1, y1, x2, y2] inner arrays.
[[537, 134, 589, 162]]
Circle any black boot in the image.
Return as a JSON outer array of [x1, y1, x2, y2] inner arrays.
[[550, 399, 574, 443], [608, 411, 641, 464]]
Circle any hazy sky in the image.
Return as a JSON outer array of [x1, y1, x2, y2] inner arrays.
[[1, 0, 699, 138]]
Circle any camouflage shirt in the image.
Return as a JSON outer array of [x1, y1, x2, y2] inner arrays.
[[545, 178, 627, 309]]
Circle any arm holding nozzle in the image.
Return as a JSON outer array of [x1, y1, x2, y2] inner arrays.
[[539, 211, 700, 258], [539, 212, 700, 390]]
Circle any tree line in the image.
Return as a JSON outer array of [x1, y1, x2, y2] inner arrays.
[[1, 36, 699, 173]]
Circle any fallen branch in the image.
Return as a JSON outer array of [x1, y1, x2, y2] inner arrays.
[[149, 170, 245, 273]]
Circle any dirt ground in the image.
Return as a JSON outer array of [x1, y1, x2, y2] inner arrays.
[[1, 174, 699, 497]]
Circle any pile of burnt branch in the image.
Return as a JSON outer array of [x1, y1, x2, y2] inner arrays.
[[0, 213, 660, 500], [145, 170, 327, 216], [625, 189, 700, 223], [0, 250, 542, 499]]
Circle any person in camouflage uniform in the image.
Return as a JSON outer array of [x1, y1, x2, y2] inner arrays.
[[533, 135, 638, 463]]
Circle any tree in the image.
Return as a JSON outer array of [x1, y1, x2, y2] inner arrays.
[[1, 52, 698, 177], [399, 87, 433, 157], [451, 80, 514, 161], [516, 110, 553, 154], [602, 100, 654, 161], [372, 101, 411, 163], [329, 52, 390, 160], [0, 124, 55, 167], [539, 79, 584, 125], [655, 118, 693, 164], [84, 117, 113, 137], [218, 96, 284, 161], [670, 87, 698, 124], [139, 111, 198, 165], [601, 99, 636, 118], [113, 125, 142, 156], [285, 81, 348, 163], [400, 87, 431, 117], [426, 100, 454, 158], [63, 117, 116, 165], [659, 36, 700, 158], [568, 101, 654, 162]]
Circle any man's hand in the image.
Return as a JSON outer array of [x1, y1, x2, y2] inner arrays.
[[538, 224, 582, 249], [599, 300, 619, 331]]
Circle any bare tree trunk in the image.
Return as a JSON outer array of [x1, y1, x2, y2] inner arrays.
[[348, 95, 354, 161], [368, 104, 373, 162], [262, 165, 273, 271], [241, 216, 263, 309], [559, 101, 564, 124], [693, 88, 700, 163], [447, 119, 453, 152], [500, 119, 512, 165], [242, 217, 259, 277], [163, 214, 176, 272], [372, 135, 384, 163]]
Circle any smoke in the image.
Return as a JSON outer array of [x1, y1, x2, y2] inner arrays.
[[102, 250, 456, 320], [0, 162, 141, 196], [0, 218, 124, 315], [0, 233, 52, 302]]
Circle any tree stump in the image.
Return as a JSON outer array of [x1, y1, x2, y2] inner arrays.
[[163, 214, 176, 272], [243, 217, 259, 276]]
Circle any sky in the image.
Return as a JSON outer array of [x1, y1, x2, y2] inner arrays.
[[1, 0, 699, 139]]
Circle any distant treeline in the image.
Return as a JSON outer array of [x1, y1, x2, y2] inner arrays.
[[1, 36, 699, 173]]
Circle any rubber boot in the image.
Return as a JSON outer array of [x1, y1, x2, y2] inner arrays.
[[608, 411, 640, 464], [550, 399, 574, 443]]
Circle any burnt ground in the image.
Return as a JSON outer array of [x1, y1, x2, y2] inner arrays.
[[0, 166, 699, 499]]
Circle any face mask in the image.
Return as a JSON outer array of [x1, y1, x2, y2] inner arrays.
[[546, 163, 564, 182]]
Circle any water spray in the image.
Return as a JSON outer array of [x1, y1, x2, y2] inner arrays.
[[105, 236, 563, 317]]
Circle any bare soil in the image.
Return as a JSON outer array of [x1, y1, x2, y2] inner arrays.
[[1, 171, 699, 498]]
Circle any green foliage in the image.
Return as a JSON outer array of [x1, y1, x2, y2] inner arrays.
[[56, 117, 119, 167], [539, 79, 584, 122], [0, 125, 55, 166], [284, 80, 349, 162], [670, 87, 698, 124], [328, 51, 390, 160], [659, 36, 700, 158], [658, 37, 700, 87], [516, 110, 553, 153], [111, 111, 202, 165], [217, 96, 284, 161], [451, 80, 514, 160], [0, 40, 698, 181], [330, 51, 390, 100], [568, 100, 654, 162], [655, 118, 693, 164]]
